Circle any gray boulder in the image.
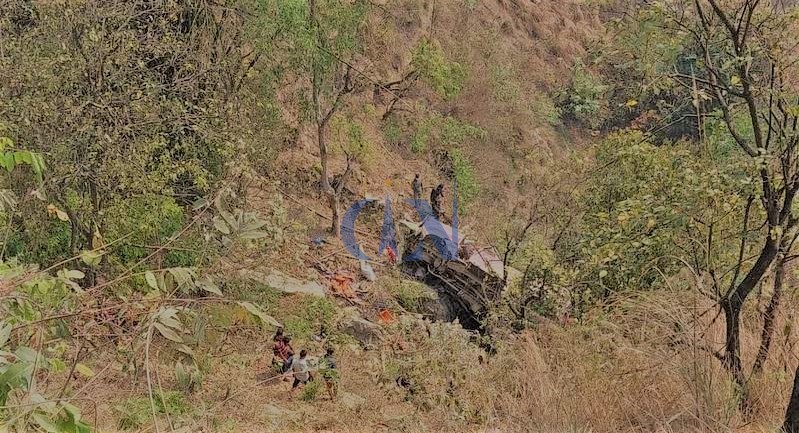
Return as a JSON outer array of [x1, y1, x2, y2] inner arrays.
[[339, 391, 367, 410], [338, 308, 383, 345], [263, 403, 299, 429], [239, 269, 325, 297]]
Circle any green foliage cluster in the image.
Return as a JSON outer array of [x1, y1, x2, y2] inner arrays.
[[5, 216, 71, 265], [570, 130, 753, 301], [0, 133, 45, 182], [382, 118, 403, 147], [0, 1, 251, 267], [332, 115, 374, 165], [596, 5, 695, 136], [1, 259, 82, 324], [411, 115, 485, 154], [490, 65, 523, 104], [506, 234, 567, 323], [450, 149, 480, 208], [411, 122, 431, 154], [115, 391, 190, 430], [282, 297, 337, 340], [0, 263, 93, 432], [556, 61, 609, 128], [104, 195, 189, 266], [412, 39, 467, 101], [300, 378, 322, 401], [388, 280, 436, 312], [379, 319, 485, 421], [224, 279, 284, 306], [440, 117, 486, 147], [404, 114, 483, 207], [252, 0, 367, 120], [535, 96, 563, 127]]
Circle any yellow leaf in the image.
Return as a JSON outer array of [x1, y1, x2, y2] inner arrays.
[[625, 99, 638, 108], [731, 75, 741, 85], [47, 204, 69, 221], [92, 228, 104, 249], [75, 363, 94, 377]]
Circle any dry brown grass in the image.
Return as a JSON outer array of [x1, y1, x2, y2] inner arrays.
[[75, 284, 799, 433], [468, 288, 797, 433], [268, 0, 608, 242]]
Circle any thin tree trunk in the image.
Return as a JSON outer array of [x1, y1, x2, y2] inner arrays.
[[329, 192, 341, 236], [753, 251, 785, 374], [721, 235, 780, 413], [784, 363, 799, 433], [309, 0, 337, 235], [721, 300, 749, 404], [317, 121, 337, 234]]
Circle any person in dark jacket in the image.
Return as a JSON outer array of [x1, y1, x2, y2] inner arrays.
[[320, 347, 339, 400], [430, 184, 444, 219], [411, 174, 422, 202]]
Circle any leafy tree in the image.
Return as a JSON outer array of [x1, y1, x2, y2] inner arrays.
[[575, 131, 752, 301], [0, 1, 250, 262], [611, 0, 799, 413], [556, 61, 609, 129], [252, 0, 368, 235], [598, 3, 694, 137], [412, 39, 466, 101]]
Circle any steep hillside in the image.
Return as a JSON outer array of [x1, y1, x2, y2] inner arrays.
[[11, 1, 799, 433], [275, 0, 605, 235]]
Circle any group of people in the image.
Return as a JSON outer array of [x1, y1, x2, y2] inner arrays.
[[271, 327, 338, 400], [411, 174, 445, 220]]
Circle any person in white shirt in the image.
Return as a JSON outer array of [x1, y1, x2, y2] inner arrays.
[[290, 349, 312, 392]]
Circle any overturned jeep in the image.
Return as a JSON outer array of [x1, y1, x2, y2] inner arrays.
[[399, 216, 511, 330]]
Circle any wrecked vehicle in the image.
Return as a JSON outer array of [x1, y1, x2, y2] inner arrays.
[[399, 216, 512, 330]]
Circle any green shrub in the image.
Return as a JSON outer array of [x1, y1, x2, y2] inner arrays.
[[5, 214, 71, 265], [440, 117, 486, 147], [104, 195, 189, 266], [284, 297, 337, 340], [490, 64, 521, 103], [223, 279, 283, 306], [450, 148, 479, 208], [556, 61, 609, 128], [389, 280, 436, 312], [411, 115, 485, 154], [412, 39, 467, 100], [115, 391, 189, 430], [332, 116, 374, 165], [572, 130, 751, 303], [382, 118, 403, 146], [300, 378, 322, 401], [411, 122, 431, 153], [535, 96, 563, 126], [164, 243, 202, 268]]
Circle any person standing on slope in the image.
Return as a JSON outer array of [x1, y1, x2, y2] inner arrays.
[[411, 173, 422, 202], [430, 184, 444, 219], [289, 349, 313, 396], [320, 347, 339, 400]]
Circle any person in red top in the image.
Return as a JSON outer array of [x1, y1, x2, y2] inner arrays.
[[272, 326, 284, 342], [272, 335, 294, 374], [279, 336, 295, 374], [385, 246, 397, 265]]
